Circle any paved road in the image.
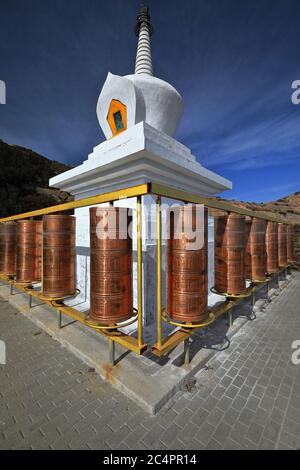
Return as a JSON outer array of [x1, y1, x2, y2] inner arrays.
[[1, 274, 300, 450]]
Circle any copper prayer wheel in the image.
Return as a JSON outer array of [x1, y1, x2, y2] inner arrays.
[[278, 223, 288, 268], [166, 205, 208, 323], [266, 221, 279, 273], [16, 220, 42, 283], [214, 213, 246, 295], [42, 215, 76, 298], [287, 225, 294, 263], [245, 218, 267, 281], [89, 207, 133, 325], [0, 222, 17, 276]]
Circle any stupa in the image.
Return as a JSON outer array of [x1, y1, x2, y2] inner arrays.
[[50, 6, 232, 322]]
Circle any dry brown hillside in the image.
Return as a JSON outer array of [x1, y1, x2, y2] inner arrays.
[[0, 140, 73, 217], [214, 192, 300, 224]]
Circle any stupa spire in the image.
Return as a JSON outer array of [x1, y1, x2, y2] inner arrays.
[[134, 5, 153, 76]]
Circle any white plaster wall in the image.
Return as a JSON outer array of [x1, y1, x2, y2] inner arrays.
[[125, 74, 183, 137]]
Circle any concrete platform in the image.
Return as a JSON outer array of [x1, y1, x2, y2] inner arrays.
[[0, 273, 288, 414]]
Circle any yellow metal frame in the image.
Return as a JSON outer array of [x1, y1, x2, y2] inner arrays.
[[162, 309, 216, 329], [137, 195, 144, 347], [249, 277, 269, 284], [210, 285, 255, 299], [156, 196, 163, 347], [0, 182, 291, 225], [149, 184, 292, 361], [37, 289, 80, 303], [0, 183, 150, 222], [152, 268, 289, 358], [1, 279, 148, 356], [0, 181, 294, 366], [85, 310, 138, 330], [149, 183, 288, 224], [0, 185, 151, 360]]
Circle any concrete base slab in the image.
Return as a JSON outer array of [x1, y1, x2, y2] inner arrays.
[[0, 276, 285, 414]]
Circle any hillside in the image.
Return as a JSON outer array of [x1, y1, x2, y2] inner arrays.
[[215, 192, 300, 224], [0, 140, 73, 217]]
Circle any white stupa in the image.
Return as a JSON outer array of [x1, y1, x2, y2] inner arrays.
[[49, 6, 232, 321]]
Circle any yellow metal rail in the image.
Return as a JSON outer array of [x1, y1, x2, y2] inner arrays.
[[137, 195, 144, 347], [156, 195, 163, 348], [149, 182, 289, 225], [0, 181, 292, 225], [0, 183, 150, 222]]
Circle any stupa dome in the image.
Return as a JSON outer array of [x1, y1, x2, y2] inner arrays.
[[96, 6, 183, 140]]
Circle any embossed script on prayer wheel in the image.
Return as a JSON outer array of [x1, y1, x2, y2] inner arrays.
[[166, 205, 208, 323], [245, 218, 267, 281], [287, 225, 294, 263], [42, 215, 76, 298], [266, 222, 279, 273], [90, 207, 133, 325], [214, 213, 246, 295], [0, 222, 17, 276], [278, 223, 288, 268], [16, 220, 42, 283], [245, 220, 252, 281], [35, 221, 42, 281]]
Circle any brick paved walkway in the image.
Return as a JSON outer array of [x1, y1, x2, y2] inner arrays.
[[1, 273, 300, 450]]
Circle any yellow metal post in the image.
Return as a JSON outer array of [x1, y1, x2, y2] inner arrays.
[[41, 219, 44, 294], [137, 195, 143, 346], [156, 196, 163, 348]]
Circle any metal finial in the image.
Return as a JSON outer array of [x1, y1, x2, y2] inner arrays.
[[135, 5, 154, 37]]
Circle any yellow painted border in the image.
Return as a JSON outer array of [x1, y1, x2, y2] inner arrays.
[[107, 99, 127, 137]]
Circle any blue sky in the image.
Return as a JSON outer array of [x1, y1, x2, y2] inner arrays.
[[1, 0, 300, 202]]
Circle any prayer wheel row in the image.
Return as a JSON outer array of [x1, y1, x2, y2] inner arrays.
[[214, 215, 293, 296], [0, 209, 133, 325], [0, 216, 76, 298], [0, 207, 295, 326], [0, 220, 43, 281]]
